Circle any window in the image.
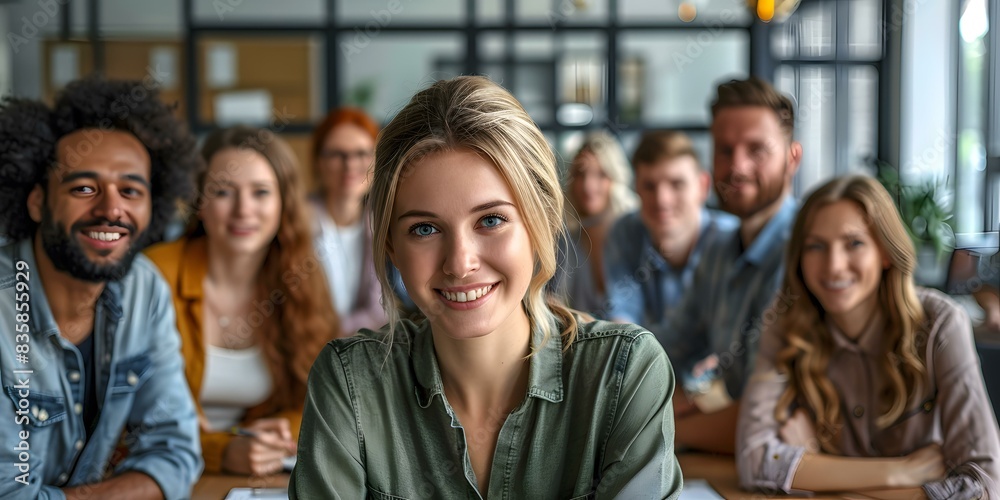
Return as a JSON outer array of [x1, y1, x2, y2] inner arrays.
[[771, 0, 883, 196]]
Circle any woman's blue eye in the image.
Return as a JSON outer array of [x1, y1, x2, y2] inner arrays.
[[412, 224, 438, 237], [481, 215, 504, 228], [850, 239, 864, 247]]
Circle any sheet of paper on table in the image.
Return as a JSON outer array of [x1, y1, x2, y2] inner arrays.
[[679, 479, 724, 499], [224, 488, 287, 500]]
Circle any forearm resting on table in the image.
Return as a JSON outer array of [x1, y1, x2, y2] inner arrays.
[[63, 471, 164, 500], [846, 487, 928, 500], [675, 402, 739, 454], [791, 453, 910, 492]]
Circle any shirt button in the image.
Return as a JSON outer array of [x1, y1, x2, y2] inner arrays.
[[57, 473, 68, 484], [75, 440, 84, 451], [37, 409, 49, 422], [68, 371, 81, 382], [74, 403, 83, 415], [853, 405, 865, 418], [923, 401, 934, 412], [127, 371, 138, 386]]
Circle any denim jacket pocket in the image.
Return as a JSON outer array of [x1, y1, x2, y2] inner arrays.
[[108, 354, 153, 395], [5, 386, 68, 428]]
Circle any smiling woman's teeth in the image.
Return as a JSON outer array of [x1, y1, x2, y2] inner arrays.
[[824, 280, 852, 290], [88, 232, 121, 241], [441, 284, 493, 303]]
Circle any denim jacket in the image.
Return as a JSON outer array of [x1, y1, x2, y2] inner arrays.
[[0, 238, 202, 499]]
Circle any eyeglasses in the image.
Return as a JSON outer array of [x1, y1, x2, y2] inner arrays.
[[319, 149, 374, 164]]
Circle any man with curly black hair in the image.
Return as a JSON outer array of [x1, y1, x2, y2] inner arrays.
[[0, 76, 204, 499]]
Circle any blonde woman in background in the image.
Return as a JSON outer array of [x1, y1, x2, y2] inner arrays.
[[291, 76, 681, 499], [737, 175, 1000, 499], [553, 131, 638, 318]]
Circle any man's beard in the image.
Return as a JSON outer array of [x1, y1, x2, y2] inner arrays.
[[39, 205, 148, 283], [717, 162, 789, 218]]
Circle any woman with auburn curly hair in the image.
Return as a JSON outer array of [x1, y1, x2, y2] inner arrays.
[[146, 126, 339, 476], [290, 76, 681, 498], [309, 108, 389, 336], [737, 175, 1000, 499]]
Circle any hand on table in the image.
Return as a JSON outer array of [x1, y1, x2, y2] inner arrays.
[[222, 417, 297, 476], [779, 408, 820, 454], [891, 444, 946, 488]]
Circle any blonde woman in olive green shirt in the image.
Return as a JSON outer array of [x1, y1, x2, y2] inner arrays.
[[289, 76, 683, 499]]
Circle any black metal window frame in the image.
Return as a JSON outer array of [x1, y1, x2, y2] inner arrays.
[[768, 0, 887, 189], [179, 0, 757, 138]]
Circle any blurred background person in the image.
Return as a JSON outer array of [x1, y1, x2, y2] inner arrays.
[[668, 77, 802, 454], [604, 130, 738, 327], [147, 126, 339, 476], [310, 108, 389, 337], [552, 131, 638, 318], [737, 175, 1000, 499]]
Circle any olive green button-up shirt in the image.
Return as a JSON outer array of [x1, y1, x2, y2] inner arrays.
[[290, 318, 682, 499]]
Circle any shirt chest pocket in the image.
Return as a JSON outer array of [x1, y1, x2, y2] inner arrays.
[[5, 386, 68, 429], [108, 354, 153, 396], [873, 395, 938, 455], [365, 486, 411, 499]]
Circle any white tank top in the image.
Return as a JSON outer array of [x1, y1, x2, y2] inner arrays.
[[200, 344, 273, 431]]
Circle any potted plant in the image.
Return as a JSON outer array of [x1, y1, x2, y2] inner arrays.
[[871, 158, 956, 287]]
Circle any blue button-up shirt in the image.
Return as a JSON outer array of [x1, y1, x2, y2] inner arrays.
[[656, 196, 798, 399], [0, 238, 202, 499], [603, 208, 739, 326]]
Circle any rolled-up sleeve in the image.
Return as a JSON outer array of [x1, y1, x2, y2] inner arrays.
[[736, 318, 806, 494], [289, 343, 366, 499], [595, 331, 683, 499], [114, 279, 202, 500], [922, 304, 1000, 500]]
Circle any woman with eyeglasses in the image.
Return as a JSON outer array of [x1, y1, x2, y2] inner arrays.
[[310, 108, 388, 337]]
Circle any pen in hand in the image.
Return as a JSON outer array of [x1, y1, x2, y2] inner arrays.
[[230, 426, 296, 454]]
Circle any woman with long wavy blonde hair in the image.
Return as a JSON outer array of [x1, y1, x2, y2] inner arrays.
[[290, 76, 682, 498], [736, 175, 1000, 499]]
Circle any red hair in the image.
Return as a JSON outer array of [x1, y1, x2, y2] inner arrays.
[[311, 108, 379, 179]]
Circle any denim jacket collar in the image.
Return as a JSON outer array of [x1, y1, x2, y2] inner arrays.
[[412, 316, 565, 408], [15, 237, 122, 339]]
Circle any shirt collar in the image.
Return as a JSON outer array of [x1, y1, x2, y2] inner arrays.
[[827, 309, 886, 354], [412, 317, 565, 408], [742, 196, 798, 266], [639, 209, 712, 272]]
